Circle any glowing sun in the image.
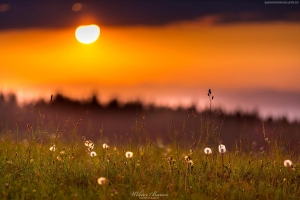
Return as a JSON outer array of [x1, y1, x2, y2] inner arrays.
[[75, 24, 100, 44]]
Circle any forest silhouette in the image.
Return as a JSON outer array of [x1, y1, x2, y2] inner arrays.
[[0, 93, 299, 151]]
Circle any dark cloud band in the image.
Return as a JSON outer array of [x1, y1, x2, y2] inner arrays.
[[0, 1, 299, 30]]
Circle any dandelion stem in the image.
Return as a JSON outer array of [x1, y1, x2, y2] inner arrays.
[[222, 153, 224, 179], [185, 162, 188, 191]]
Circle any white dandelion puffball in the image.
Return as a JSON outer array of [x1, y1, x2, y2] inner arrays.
[[89, 146, 94, 151], [284, 160, 293, 167], [97, 177, 106, 185], [102, 143, 109, 150], [184, 155, 190, 161], [125, 151, 133, 158], [204, 147, 212, 154], [90, 151, 97, 157], [49, 145, 56, 151], [85, 140, 91, 147], [89, 142, 95, 149], [218, 144, 226, 153]]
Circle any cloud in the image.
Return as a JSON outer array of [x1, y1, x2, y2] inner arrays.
[[0, 1, 299, 30], [172, 12, 264, 27]]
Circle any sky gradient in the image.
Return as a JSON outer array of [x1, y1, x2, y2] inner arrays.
[[1, 1, 300, 120]]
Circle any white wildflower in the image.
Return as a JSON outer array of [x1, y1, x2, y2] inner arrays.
[[218, 144, 226, 153], [204, 147, 212, 154], [184, 155, 190, 161], [125, 151, 133, 158], [102, 143, 109, 150], [284, 160, 293, 167], [97, 177, 106, 185], [85, 140, 91, 147], [49, 145, 56, 151], [90, 151, 97, 157], [89, 142, 94, 149]]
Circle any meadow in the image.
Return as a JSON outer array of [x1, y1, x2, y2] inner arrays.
[[0, 93, 300, 199]]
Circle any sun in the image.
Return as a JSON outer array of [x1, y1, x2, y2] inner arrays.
[[75, 24, 100, 44]]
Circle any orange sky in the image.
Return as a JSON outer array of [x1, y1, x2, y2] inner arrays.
[[1, 20, 300, 118]]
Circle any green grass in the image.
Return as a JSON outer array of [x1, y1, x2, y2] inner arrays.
[[0, 118, 300, 200]]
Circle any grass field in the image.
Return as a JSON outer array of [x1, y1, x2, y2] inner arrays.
[[0, 112, 299, 200]]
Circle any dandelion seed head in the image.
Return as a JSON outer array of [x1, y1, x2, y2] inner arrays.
[[85, 140, 91, 147], [49, 145, 56, 151], [125, 151, 133, 158], [89, 142, 94, 149], [90, 151, 97, 157], [284, 159, 292, 167], [218, 144, 226, 153], [184, 155, 190, 161], [102, 143, 109, 150], [97, 177, 106, 185], [204, 147, 212, 154]]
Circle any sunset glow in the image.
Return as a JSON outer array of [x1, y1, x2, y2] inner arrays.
[[1, 1, 300, 120], [1, 22, 299, 91]]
